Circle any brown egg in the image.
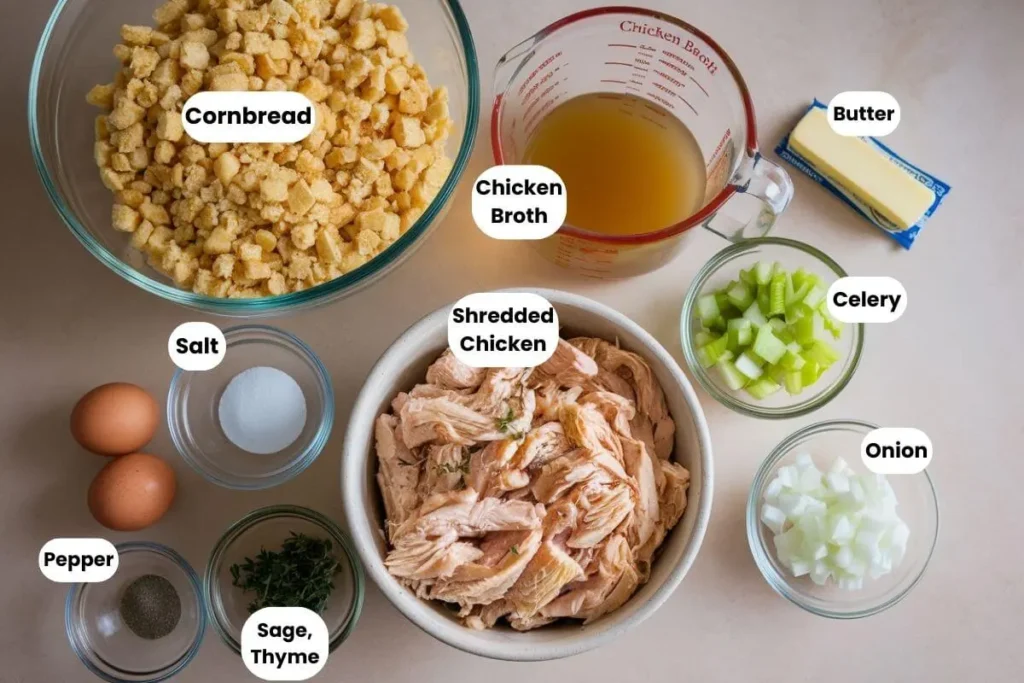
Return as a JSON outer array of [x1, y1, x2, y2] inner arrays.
[[88, 453, 177, 531], [71, 383, 159, 456]]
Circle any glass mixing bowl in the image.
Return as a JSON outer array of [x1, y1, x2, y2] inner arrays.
[[746, 420, 938, 619], [167, 325, 333, 490], [29, 0, 479, 316], [66, 542, 205, 683], [680, 238, 863, 419], [205, 505, 364, 654]]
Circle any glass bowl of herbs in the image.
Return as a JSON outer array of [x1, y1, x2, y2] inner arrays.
[[65, 542, 205, 683], [205, 505, 364, 654]]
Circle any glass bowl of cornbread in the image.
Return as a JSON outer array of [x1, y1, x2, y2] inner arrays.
[[30, 0, 479, 316]]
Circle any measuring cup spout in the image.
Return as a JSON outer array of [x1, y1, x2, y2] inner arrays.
[[704, 154, 794, 243]]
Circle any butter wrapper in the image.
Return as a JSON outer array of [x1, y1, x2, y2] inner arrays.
[[776, 99, 951, 249]]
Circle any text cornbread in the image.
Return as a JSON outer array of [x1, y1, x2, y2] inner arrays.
[[87, 0, 453, 298]]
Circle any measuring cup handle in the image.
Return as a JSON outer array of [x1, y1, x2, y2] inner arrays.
[[703, 154, 794, 242]]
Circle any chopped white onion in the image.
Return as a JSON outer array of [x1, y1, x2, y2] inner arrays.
[[761, 454, 910, 590]]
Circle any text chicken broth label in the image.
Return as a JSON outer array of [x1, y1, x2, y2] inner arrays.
[[448, 293, 559, 368], [182, 91, 315, 144], [471, 166, 566, 240], [242, 607, 328, 681]]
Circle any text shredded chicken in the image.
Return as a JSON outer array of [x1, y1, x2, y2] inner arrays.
[[375, 337, 691, 631]]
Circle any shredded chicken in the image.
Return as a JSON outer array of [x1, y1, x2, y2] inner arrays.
[[376, 337, 690, 630]]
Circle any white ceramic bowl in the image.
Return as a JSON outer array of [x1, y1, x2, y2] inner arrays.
[[341, 288, 713, 661]]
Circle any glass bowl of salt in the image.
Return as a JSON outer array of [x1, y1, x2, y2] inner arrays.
[[167, 325, 334, 490]]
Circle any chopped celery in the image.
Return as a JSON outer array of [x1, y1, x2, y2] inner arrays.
[[779, 343, 807, 371], [804, 340, 841, 367], [769, 273, 787, 317], [727, 318, 753, 350], [693, 262, 843, 401], [757, 286, 771, 316], [753, 325, 787, 364], [695, 330, 716, 347], [784, 371, 803, 395], [818, 301, 844, 339], [792, 314, 816, 346], [735, 351, 764, 380], [754, 261, 774, 286], [800, 359, 822, 386], [803, 284, 827, 308], [743, 302, 767, 328], [702, 335, 730, 364], [746, 376, 782, 399], [791, 267, 810, 291], [714, 292, 735, 316], [788, 280, 813, 306], [726, 281, 754, 310], [697, 294, 720, 327], [716, 359, 749, 390]]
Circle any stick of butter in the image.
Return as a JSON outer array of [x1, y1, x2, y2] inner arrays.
[[776, 100, 950, 249]]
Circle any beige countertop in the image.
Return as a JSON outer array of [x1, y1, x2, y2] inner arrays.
[[3, 0, 1022, 680]]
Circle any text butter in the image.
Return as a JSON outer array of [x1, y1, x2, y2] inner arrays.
[[776, 100, 950, 249]]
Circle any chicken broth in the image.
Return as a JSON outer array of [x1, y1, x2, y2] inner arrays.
[[523, 92, 708, 236]]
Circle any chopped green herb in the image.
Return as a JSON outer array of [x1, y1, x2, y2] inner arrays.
[[496, 406, 517, 433], [510, 545, 519, 555], [229, 532, 341, 615]]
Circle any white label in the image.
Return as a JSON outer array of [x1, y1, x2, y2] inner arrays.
[[168, 321, 226, 371], [827, 91, 901, 137], [182, 91, 315, 144], [241, 607, 328, 681], [39, 538, 118, 583], [471, 166, 566, 240], [861, 428, 932, 474], [826, 276, 907, 323], [448, 292, 559, 368]]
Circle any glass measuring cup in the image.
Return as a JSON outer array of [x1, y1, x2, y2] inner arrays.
[[491, 6, 794, 278]]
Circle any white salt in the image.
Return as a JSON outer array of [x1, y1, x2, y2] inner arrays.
[[218, 366, 307, 455]]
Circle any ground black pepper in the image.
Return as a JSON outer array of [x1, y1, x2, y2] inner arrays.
[[120, 574, 181, 640]]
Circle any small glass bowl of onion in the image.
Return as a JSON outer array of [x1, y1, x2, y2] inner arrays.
[[746, 420, 938, 618]]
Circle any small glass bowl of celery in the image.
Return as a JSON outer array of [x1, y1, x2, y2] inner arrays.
[[680, 238, 863, 418]]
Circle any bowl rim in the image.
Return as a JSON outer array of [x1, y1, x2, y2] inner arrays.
[[203, 504, 366, 654], [167, 324, 335, 490], [65, 541, 206, 683], [341, 287, 714, 661], [744, 418, 939, 619], [680, 237, 865, 419], [28, 0, 480, 315]]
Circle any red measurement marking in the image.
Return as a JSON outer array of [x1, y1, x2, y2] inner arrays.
[[658, 58, 687, 77], [600, 79, 627, 84], [608, 43, 636, 48], [629, 78, 644, 86], [523, 80, 562, 120], [688, 76, 709, 96], [661, 50, 696, 71], [517, 51, 563, 97], [646, 91, 675, 110], [654, 69, 684, 90], [605, 61, 633, 67]]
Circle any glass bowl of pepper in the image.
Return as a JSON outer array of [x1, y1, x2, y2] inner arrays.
[[65, 541, 205, 683], [205, 505, 364, 654]]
